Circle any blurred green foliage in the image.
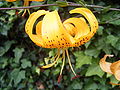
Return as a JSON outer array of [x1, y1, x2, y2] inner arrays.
[[0, 0, 120, 90]]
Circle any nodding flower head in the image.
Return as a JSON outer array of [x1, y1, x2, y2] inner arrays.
[[25, 8, 98, 83]]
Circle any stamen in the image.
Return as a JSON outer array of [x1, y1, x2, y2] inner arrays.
[[41, 49, 60, 68], [22, 1, 30, 16], [57, 75, 62, 84], [22, 9, 27, 17], [71, 75, 80, 80], [65, 49, 77, 76], [60, 49, 65, 75], [27, 9, 31, 15], [58, 49, 66, 83]]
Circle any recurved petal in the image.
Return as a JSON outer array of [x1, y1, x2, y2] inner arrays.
[[63, 23, 76, 36], [110, 60, 120, 81], [41, 10, 75, 48], [70, 8, 98, 34], [36, 21, 42, 37], [63, 17, 89, 38], [69, 8, 98, 47], [25, 10, 49, 47], [99, 55, 114, 74], [114, 70, 120, 81]]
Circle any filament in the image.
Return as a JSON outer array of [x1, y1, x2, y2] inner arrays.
[[66, 49, 76, 76], [41, 49, 60, 68], [60, 49, 65, 75], [22, 9, 27, 16]]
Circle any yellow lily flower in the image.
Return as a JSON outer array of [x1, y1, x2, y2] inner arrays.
[[25, 8, 98, 82], [6, 0, 44, 16], [99, 55, 120, 82]]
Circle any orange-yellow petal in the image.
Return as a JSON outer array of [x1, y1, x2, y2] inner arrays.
[[36, 21, 42, 37], [26, 8, 98, 48], [110, 60, 120, 81], [100, 55, 120, 81], [63, 23, 76, 37], [41, 10, 75, 48], [69, 8, 98, 46], [25, 10, 49, 47], [99, 55, 114, 74], [63, 17, 89, 38], [70, 8, 98, 33]]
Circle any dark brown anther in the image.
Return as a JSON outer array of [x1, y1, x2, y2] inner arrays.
[[57, 75, 62, 84], [15, 11, 19, 15], [71, 75, 80, 80]]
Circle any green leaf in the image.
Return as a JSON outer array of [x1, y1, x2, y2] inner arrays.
[[6, 10, 16, 16], [74, 51, 92, 69], [49, 49, 56, 57], [21, 59, 31, 69], [0, 21, 13, 36], [106, 35, 119, 46], [13, 48, 24, 63], [0, 47, 5, 56], [94, 76, 106, 85], [84, 48, 100, 58], [15, 70, 25, 85], [97, 26, 104, 35], [56, 1, 68, 7], [11, 69, 25, 86], [30, 2, 44, 10], [101, 11, 120, 25], [114, 39, 120, 50], [79, 0, 86, 7], [95, 38, 105, 50], [47, 0, 59, 10], [102, 6, 111, 13], [53, 67, 60, 75], [110, 76, 120, 87], [71, 81, 83, 89], [84, 79, 98, 90], [85, 82, 98, 90], [84, 41, 91, 48], [109, 19, 120, 25], [86, 63, 104, 78], [0, 57, 8, 69], [0, 40, 15, 56], [4, 40, 15, 52]]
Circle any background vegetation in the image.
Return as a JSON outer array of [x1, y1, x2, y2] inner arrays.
[[0, 0, 120, 90]]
